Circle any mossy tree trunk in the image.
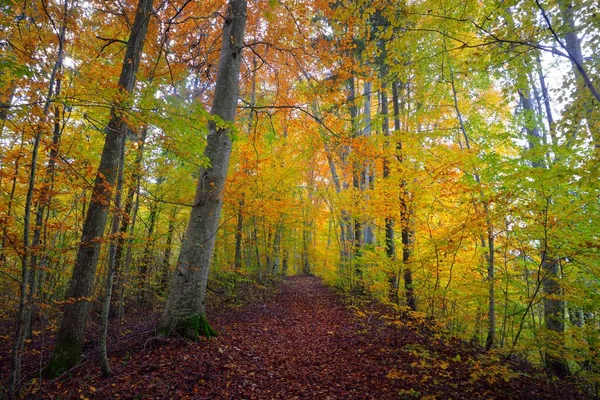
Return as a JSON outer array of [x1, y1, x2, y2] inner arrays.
[[158, 0, 247, 339]]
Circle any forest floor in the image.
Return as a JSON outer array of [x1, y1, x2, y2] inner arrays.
[[10, 276, 588, 399]]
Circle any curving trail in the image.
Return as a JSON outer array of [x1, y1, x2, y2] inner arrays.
[[37, 276, 583, 399]]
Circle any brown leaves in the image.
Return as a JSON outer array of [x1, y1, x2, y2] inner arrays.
[[25, 277, 584, 399]]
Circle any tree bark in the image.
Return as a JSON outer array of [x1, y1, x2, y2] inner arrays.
[[99, 127, 125, 377], [43, 0, 154, 377], [158, 0, 247, 339]]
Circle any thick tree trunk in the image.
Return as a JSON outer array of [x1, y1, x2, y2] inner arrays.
[[542, 254, 569, 378], [43, 0, 154, 378], [158, 0, 247, 339]]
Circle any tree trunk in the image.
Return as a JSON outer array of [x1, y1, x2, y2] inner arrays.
[[449, 72, 495, 349], [158, 0, 247, 339], [115, 128, 147, 321], [542, 255, 569, 378], [234, 197, 244, 270], [0, 138, 23, 264], [347, 75, 362, 286], [10, 0, 68, 389], [519, 85, 569, 378], [362, 81, 375, 245], [43, 0, 154, 378], [380, 55, 396, 300], [535, 56, 557, 147], [0, 81, 15, 132], [557, 1, 584, 73], [402, 225, 416, 311], [388, 81, 404, 301], [282, 247, 289, 276], [302, 222, 311, 275], [272, 224, 282, 275], [253, 216, 262, 280], [160, 207, 177, 290], [25, 99, 64, 338], [99, 127, 126, 377], [400, 84, 416, 311], [140, 201, 158, 299], [556, 0, 600, 148], [310, 100, 351, 264]]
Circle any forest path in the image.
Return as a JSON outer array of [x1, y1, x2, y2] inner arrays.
[[37, 276, 582, 399]]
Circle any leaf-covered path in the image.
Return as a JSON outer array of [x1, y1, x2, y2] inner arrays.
[[37, 276, 582, 399]]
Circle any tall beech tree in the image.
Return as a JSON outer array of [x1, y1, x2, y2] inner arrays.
[[158, 0, 247, 339], [43, 0, 154, 377]]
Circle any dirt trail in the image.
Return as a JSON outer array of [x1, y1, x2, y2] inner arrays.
[[35, 276, 582, 399]]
